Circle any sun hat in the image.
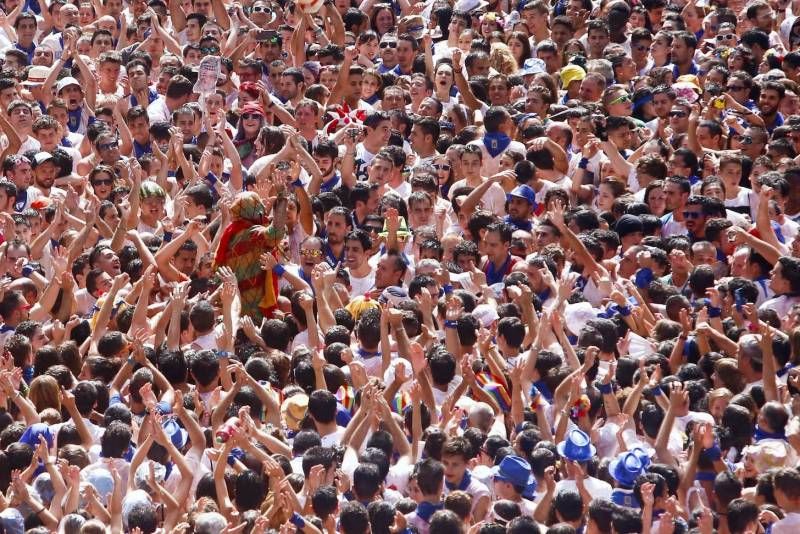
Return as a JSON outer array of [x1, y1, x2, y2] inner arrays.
[[556, 428, 597, 461]]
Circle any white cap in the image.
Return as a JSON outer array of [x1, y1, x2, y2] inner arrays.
[[56, 76, 81, 94]]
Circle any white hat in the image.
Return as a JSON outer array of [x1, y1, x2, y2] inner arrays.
[[564, 302, 596, 336], [23, 65, 49, 86], [472, 304, 499, 328], [453, 0, 489, 13], [56, 76, 81, 94]]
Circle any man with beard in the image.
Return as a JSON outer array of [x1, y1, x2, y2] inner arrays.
[[670, 31, 699, 77], [504, 185, 537, 232], [279, 68, 306, 109], [661, 176, 691, 237], [30, 152, 65, 202], [323, 206, 351, 268], [309, 139, 342, 194], [759, 81, 786, 134]]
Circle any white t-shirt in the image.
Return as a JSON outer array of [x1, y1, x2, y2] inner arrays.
[[348, 270, 376, 298], [450, 178, 507, 217]]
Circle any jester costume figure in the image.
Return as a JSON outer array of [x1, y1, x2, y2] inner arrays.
[[213, 191, 287, 322]]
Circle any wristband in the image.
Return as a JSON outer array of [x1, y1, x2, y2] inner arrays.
[[272, 264, 286, 277], [127, 356, 136, 367], [444, 320, 458, 329], [290, 512, 306, 529], [443, 284, 453, 295], [578, 157, 590, 169], [617, 305, 632, 317], [707, 306, 722, 318], [217, 351, 230, 359], [163, 231, 173, 243], [205, 172, 218, 186], [598, 382, 614, 394], [650, 385, 663, 396]]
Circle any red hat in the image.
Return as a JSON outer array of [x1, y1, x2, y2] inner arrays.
[[240, 102, 265, 117]]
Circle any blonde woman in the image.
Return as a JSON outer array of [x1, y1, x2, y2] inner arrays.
[[490, 43, 519, 75]]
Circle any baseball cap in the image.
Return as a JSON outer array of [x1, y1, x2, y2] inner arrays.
[[56, 76, 81, 94], [506, 184, 537, 206], [32, 152, 54, 168], [560, 64, 586, 88]]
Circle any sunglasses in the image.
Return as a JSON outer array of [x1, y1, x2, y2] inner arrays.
[[241, 113, 261, 120], [734, 134, 753, 145], [669, 110, 688, 118], [682, 211, 703, 219], [98, 141, 119, 150], [300, 249, 323, 258], [380, 41, 398, 49], [92, 178, 113, 186], [609, 93, 632, 105], [364, 226, 382, 234], [717, 34, 735, 41], [433, 164, 451, 171], [251, 5, 271, 12], [201, 47, 220, 54], [727, 85, 746, 92]]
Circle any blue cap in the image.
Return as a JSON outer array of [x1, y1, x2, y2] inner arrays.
[[556, 429, 596, 462], [610, 451, 645, 487], [492, 455, 537, 497], [162, 418, 188, 450], [507, 184, 537, 207]]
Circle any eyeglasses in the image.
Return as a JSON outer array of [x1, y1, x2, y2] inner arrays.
[[92, 178, 113, 186], [669, 110, 688, 118], [433, 164, 451, 171], [241, 113, 261, 120], [201, 47, 220, 54], [727, 85, 746, 92], [733, 134, 753, 145], [300, 249, 323, 258], [682, 211, 703, 219], [717, 34, 735, 41], [98, 141, 119, 150], [608, 93, 632, 105], [379, 41, 398, 49]]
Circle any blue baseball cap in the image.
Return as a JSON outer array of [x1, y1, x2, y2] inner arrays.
[[507, 184, 537, 207]]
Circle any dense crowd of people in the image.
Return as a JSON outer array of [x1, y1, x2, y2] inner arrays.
[[0, 0, 800, 532]]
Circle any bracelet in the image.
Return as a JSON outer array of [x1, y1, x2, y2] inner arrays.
[[444, 320, 458, 329], [217, 351, 230, 359], [650, 385, 663, 396], [272, 264, 286, 277], [707, 306, 722, 318], [35, 507, 44, 515], [617, 305, 632, 317], [598, 382, 614, 394]]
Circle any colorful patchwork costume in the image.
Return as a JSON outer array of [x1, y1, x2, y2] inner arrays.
[[213, 192, 284, 323]]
